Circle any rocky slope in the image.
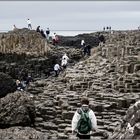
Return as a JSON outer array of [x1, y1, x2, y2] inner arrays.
[[0, 29, 140, 139]]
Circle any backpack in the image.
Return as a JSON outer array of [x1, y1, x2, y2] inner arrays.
[[77, 108, 92, 134]]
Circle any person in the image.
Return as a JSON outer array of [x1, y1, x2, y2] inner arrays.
[[86, 44, 91, 56], [46, 28, 50, 41], [36, 26, 41, 33], [83, 43, 88, 56], [72, 97, 97, 139], [25, 75, 33, 86], [81, 39, 85, 48], [13, 25, 17, 31], [52, 33, 59, 46], [103, 27, 105, 31], [98, 34, 105, 46], [61, 53, 69, 69], [54, 63, 60, 77], [16, 80, 24, 91], [27, 19, 32, 30], [40, 29, 46, 38]]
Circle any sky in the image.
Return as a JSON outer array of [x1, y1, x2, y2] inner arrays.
[[0, 1, 140, 36]]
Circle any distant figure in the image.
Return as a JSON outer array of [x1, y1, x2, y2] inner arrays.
[[109, 26, 111, 32], [36, 26, 41, 33], [83, 43, 88, 56], [16, 80, 24, 91], [54, 63, 60, 77], [40, 29, 46, 38], [103, 27, 105, 31], [98, 34, 105, 46], [81, 39, 85, 47], [72, 97, 97, 139], [27, 19, 32, 30], [61, 53, 69, 69], [46, 28, 50, 41], [106, 26, 109, 31], [13, 25, 17, 31], [86, 44, 91, 56], [52, 33, 59, 46]]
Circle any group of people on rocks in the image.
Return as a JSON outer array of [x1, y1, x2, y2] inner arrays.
[[16, 74, 33, 92], [103, 26, 112, 31], [36, 26, 50, 39], [54, 53, 69, 77]]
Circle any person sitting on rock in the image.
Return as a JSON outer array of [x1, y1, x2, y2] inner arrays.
[[72, 97, 97, 139], [16, 80, 24, 91]]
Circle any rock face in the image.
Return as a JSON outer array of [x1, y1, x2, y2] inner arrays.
[[0, 92, 35, 128], [0, 29, 84, 79], [0, 127, 48, 140], [0, 72, 16, 98], [0, 29, 140, 139], [58, 33, 100, 47], [111, 100, 140, 139], [0, 28, 49, 55]]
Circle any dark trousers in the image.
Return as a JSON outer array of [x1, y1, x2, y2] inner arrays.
[[54, 70, 59, 77], [77, 133, 90, 139]]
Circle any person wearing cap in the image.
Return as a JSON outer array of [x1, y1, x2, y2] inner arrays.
[[72, 97, 97, 139]]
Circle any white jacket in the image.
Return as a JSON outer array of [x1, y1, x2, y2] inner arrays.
[[54, 64, 60, 71], [72, 108, 97, 133], [62, 54, 69, 61]]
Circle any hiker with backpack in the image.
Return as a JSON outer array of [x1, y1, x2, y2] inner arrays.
[[72, 97, 97, 139]]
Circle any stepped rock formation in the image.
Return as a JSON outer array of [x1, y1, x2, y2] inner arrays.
[[0, 72, 16, 98], [112, 100, 140, 139], [0, 29, 139, 139], [0, 29, 83, 79], [0, 92, 35, 128]]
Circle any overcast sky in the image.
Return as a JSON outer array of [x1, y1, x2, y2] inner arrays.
[[0, 1, 140, 35]]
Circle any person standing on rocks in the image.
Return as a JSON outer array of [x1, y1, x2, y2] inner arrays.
[[98, 34, 105, 47], [46, 28, 50, 41], [54, 63, 60, 77], [36, 26, 41, 33], [72, 97, 97, 139], [27, 18, 32, 30]]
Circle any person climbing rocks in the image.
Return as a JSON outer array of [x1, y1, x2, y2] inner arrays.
[[16, 79, 24, 91], [61, 53, 69, 69], [86, 44, 91, 56], [27, 18, 32, 30], [54, 63, 60, 77], [72, 97, 97, 139]]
